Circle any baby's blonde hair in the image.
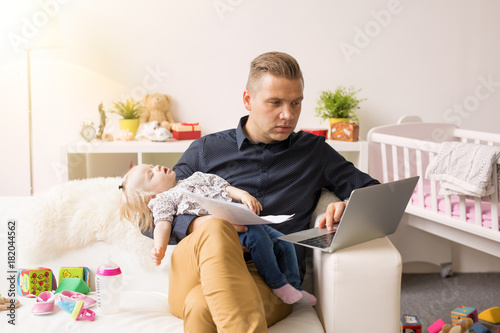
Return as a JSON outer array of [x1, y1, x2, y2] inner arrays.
[[119, 170, 156, 232]]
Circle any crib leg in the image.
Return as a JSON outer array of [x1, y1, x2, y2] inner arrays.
[[440, 262, 453, 278]]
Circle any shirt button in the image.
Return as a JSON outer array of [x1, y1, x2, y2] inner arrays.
[[257, 193, 263, 197], [261, 168, 267, 173]]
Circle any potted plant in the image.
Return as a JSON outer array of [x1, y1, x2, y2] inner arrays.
[[315, 86, 365, 141], [111, 99, 143, 139]]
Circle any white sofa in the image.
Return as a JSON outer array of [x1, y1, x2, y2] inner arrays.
[[0, 179, 402, 332]]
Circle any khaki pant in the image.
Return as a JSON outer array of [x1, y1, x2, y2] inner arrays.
[[169, 218, 292, 333]]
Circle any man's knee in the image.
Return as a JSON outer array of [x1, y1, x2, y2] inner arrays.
[[183, 285, 216, 333]]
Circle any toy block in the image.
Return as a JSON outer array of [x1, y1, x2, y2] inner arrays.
[[451, 306, 478, 324], [469, 322, 491, 333], [58, 267, 90, 286], [478, 307, 500, 324], [401, 314, 421, 333], [428, 318, 446, 333], [16, 267, 57, 296]]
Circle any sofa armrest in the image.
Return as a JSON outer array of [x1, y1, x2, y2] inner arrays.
[[313, 236, 402, 333]]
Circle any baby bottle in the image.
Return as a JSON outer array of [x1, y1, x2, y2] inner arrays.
[[95, 256, 122, 314]]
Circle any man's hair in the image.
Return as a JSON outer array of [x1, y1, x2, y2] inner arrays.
[[246, 51, 303, 93]]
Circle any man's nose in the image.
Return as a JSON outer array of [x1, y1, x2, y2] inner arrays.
[[280, 104, 293, 120]]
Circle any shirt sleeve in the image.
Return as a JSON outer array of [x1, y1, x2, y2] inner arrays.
[[148, 193, 176, 224], [322, 143, 379, 200], [169, 139, 204, 243]]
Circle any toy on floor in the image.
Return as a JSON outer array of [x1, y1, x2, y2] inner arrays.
[[400, 314, 421, 333], [452, 306, 478, 325], [469, 322, 491, 333], [478, 307, 500, 324], [429, 319, 447, 333], [440, 318, 473, 333]]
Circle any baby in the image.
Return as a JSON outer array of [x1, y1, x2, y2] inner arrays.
[[119, 164, 316, 306]]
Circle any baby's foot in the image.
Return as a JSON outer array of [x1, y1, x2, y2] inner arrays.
[[299, 290, 317, 306], [272, 284, 303, 304]]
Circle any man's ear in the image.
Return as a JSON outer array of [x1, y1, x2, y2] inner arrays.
[[243, 90, 252, 111]]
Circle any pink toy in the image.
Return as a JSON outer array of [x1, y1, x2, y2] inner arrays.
[[31, 291, 57, 315], [428, 318, 446, 333]]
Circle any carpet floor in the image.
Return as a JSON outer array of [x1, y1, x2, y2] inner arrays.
[[401, 273, 500, 332]]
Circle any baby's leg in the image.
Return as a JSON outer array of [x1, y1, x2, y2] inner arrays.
[[267, 226, 317, 306], [239, 225, 302, 304]]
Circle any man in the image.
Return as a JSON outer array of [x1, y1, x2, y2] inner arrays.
[[156, 52, 379, 332]]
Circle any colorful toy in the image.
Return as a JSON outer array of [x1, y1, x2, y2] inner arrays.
[[469, 322, 491, 333], [58, 267, 90, 287], [441, 318, 473, 333], [16, 267, 57, 296], [428, 319, 447, 333], [400, 314, 421, 333], [478, 307, 500, 324], [58, 300, 95, 321], [452, 306, 478, 325]]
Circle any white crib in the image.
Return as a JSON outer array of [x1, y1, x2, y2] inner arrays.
[[367, 116, 500, 270]]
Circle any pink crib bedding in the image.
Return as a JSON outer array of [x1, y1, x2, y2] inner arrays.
[[411, 180, 499, 229]]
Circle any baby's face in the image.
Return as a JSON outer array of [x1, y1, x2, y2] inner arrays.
[[128, 164, 176, 194]]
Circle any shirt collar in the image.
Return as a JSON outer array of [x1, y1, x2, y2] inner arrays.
[[236, 116, 293, 150]]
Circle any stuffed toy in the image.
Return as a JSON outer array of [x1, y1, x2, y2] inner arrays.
[[139, 93, 175, 131], [440, 318, 474, 333]]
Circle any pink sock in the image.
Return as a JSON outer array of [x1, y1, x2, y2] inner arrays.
[[299, 290, 317, 306], [272, 284, 303, 304]]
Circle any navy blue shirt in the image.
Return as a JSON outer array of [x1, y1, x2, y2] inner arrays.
[[160, 116, 379, 275]]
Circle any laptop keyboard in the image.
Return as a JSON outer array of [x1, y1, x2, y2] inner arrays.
[[298, 232, 335, 249]]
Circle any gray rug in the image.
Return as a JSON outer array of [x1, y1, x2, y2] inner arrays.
[[401, 273, 500, 332]]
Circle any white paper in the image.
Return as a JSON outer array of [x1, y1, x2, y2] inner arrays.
[[182, 191, 294, 225]]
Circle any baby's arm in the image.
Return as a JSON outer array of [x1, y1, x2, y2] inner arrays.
[[225, 186, 262, 215], [151, 220, 172, 266]]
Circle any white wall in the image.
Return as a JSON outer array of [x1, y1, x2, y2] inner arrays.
[[1, 0, 500, 195]]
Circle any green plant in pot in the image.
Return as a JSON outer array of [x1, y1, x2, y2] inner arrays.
[[315, 86, 365, 141], [111, 99, 143, 139], [315, 86, 365, 124]]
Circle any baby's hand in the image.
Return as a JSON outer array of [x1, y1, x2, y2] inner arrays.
[[240, 193, 262, 215], [151, 247, 166, 266]]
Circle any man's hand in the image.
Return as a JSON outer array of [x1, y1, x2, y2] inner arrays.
[[318, 201, 347, 231], [151, 247, 166, 266]]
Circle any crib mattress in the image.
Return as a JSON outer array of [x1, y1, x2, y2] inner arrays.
[[411, 180, 499, 228]]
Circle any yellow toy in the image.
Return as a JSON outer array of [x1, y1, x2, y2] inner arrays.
[[139, 93, 175, 131], [478, 307, 500, 324]]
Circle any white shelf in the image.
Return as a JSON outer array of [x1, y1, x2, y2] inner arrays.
[[63, 138, 367, 182], [66, 139, 194, 154]]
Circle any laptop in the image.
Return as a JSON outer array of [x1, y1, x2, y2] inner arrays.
[[278, 176, 419, 253]]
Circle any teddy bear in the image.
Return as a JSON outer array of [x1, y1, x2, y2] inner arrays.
[[139, 93, 175, 131], [440, 318, 474, 333]]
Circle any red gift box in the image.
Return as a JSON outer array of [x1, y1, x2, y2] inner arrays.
[[171, 123, 202, 140], [301, 129, 328, 137]]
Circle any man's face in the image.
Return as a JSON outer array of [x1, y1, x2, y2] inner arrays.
[[243, 73, 303, 144]]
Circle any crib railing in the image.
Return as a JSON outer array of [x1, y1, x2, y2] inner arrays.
[[369, 129, 500, 233]]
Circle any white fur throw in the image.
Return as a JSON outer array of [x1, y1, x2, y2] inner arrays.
[[19, 177, 153, 263]]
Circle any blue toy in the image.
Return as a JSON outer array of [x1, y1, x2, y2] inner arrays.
[[469, 322, 491, 333]]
